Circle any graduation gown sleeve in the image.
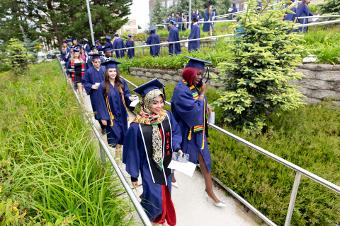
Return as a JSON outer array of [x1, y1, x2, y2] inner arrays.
[[95, 84, 110, 121], [123, 123, 141, 179], [168, 111, 182, 151], [171, 82, 205, 128], [82, 69, 93, 95]]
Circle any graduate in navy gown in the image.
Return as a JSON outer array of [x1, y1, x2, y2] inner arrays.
[[95, 40, 103, 52], [102, 46, 113, 62], [283, 0, 297, 22], [82, 53, 106, 133], [171, 57, 226, 208], [113, 34, 125, 58], [296, 0, 313, 32], [96, 59, 134, 148], [203, 3, 213, 35], [125, 34, 135, 59], [146, 27, 161, 57], [123, 79, 182, 225], [168, 20, 181, 55], [188, 16, 200, 52], [104, 35, 113, 49]]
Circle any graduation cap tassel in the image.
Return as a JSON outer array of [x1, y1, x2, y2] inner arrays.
[[162, 87, 166, 101]]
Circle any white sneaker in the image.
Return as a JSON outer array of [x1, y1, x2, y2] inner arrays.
[[205, 191, 226, 208]]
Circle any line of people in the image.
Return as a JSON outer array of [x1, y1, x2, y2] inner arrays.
[[61, 49, 226, 225]]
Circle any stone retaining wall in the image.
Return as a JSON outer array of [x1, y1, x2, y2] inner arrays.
[[129, 64, 340, 106]]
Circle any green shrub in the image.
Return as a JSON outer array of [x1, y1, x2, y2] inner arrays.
[[213, 0, 305, 133], [320, 0, 340, 14], [0, 62, 132, 225], [6, 38, 32, 75]]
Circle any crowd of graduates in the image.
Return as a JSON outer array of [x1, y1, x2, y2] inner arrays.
[[60, 40, 227, 224]]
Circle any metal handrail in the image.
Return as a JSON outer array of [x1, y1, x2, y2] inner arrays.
[[58, 60, 152, 226]]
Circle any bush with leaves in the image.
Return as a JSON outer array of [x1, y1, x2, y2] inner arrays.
[[6, 38, 31, 74], [320, 0, 340, 14], [213, 0, 305, 134]]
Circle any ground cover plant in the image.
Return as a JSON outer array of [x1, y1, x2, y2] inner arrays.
[[123, 73, 340, 225], [0, 62, 133, 225]]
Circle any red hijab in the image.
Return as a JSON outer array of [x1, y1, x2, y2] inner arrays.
[[182, 67, 200, 86]]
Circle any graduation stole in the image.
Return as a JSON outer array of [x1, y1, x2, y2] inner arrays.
[[140, 114, 172, 185], [182, 80, 206, 150], [104, 82, 128, 127]]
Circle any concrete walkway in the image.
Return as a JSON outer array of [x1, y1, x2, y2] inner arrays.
[[81, 92, 261, 226]]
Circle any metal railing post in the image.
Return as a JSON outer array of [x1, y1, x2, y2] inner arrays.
[[284, 172, 302, 226]]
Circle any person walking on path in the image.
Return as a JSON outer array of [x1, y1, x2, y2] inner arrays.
[[123, 79, 182, 226], [146, 27, 161, 57], [171, 57, 226, 208], [188, 16, 200, 52], [96, 59, 135, 148], [82, 53, 106, 134], [168, 20, 181, 55], [125, 34, 135, 59]]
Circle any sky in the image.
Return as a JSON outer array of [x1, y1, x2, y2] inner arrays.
[[130, 0, 150, 31]]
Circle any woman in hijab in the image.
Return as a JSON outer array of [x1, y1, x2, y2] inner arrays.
[[123, 79, 182, 226]]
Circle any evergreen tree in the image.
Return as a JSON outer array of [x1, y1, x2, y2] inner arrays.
[[7, 38, 32, 75], [151, 0, 167, 25], [213, 0, 304, 134], [320, 0, 340, 14]]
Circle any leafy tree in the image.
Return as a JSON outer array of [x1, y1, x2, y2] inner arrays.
[[0, 0, 132, 47], [151, 0, 167, 25], [320, 0, 340, 14], [213, 0, 304, 134], [7, 38, 32, 74]]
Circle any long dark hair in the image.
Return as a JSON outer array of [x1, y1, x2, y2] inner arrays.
[[103, 68, 123, 97]]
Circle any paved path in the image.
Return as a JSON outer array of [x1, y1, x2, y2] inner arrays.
[[81, 91, 261, 226]]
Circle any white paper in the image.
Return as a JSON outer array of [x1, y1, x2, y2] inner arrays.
[[129, 99, 139, 107], [168, 160, 196, 177], [208, 112, 215, 125]]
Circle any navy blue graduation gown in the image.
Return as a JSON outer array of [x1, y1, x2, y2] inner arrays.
[[296, 3, 313, 32], [125, 40, 135, 59], [96, 79, 131, 146], [203, 9, 212, 32], [171, 81, 212, 172], [123, 111, 182, 220], [168, 27, 181, 55], [113, 38, 125, 58], [82, 66, 105, 120], [146, 34, 161, 56], [188, 23, 200, 52]]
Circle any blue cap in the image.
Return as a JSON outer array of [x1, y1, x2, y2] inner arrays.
[[185, 56, 211, 70], [134, 78, 165, 97], [114, 33, 119, 37], [128, 34, 132, 38], [105, 35, 111, 40], [66, 38, 72, 42], [101, 59, 121, 69], [169, 19, 176, 25]]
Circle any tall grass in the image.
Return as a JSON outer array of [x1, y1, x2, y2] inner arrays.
[[304, 26, 340, 64], [0, 62, 132, 225], [125, 74, 340, 225]]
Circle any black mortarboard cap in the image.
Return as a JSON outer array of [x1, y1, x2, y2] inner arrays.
[[101, 59, 121, 69], [74, 46, 80, 52], [88, 53, 102, 59], [103, 45, 113, 52], [185, 56, 212, 70], [134, 78, 165, 97]]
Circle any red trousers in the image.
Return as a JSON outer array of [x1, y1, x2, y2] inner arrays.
[[153, 185, 176, 226]]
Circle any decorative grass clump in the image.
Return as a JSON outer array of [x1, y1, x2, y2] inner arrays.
[[0, 62, 133, 225]]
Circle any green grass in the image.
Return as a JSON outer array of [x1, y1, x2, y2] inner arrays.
[[304, 26, 340, 64], [0, 62, 133, 225], [125, 74, 340, 225]]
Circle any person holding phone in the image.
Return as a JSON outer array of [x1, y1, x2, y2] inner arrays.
[[171, 57, 226, 208]]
